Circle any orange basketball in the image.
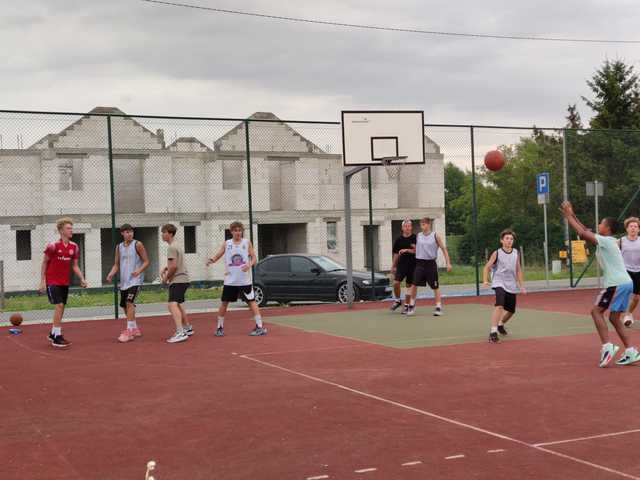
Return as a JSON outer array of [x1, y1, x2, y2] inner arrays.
[[484, 150, 505, 171], [10, 313, 23, 326]]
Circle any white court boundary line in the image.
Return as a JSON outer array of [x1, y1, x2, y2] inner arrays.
[[534, 429, 640, 447], [240, 354, 640, 480]]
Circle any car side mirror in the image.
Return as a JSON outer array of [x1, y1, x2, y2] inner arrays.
[[311, 267, 321, 275]]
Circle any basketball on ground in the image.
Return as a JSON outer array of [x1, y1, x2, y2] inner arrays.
[[484, 150, 505, 171], [10, 313, 23, 326]]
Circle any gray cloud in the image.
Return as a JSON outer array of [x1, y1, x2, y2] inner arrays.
[[1, 0, 639, 125]]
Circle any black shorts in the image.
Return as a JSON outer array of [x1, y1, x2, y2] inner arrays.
[[168, 283, 190, 304], [120, 286, 141, 309], [222, 285, 256, 303], [394, 263, 415, 285], [47, 285, 69, 305], [494, 287, 517, 313], [628, 271, 640, 295], [413, 259, 439, 289]]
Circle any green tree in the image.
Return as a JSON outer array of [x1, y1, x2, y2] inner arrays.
[[444, 162, 469, 235], [566, 104, 583, 129], [582, 59, 640, 129]]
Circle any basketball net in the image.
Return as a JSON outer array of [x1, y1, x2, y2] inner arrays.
[[380, 156, 408, 180]]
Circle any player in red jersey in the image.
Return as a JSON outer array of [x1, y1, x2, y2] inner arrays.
[[38, 217, 87, 348]]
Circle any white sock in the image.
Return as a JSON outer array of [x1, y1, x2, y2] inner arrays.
[[217, 317, 224, 328], [436, 302, 442, 308], [255, 315, 263, 328], [602, 343, 611, 349], [393, 297, 401, 302], [498, 321, 504, 326], [491, 327, 498, 333], [127, 321, 137, 329], [177, 327, 185, 335], [626, 346, 637, 354], [410, 298, 416, 306], [52, 327, 61, 336]]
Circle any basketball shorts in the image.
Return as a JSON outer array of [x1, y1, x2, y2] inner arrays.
[[47, 285, 69, 305], [595, 282, 633, 313], [394, 262, 415, 285], [628, 271, 640, 295], [494, 287, 517, 314], [120, 286, 141, 309], [222, 285, 256, 303], [413, 259, 439, 289], [168, 283, 190, 304]]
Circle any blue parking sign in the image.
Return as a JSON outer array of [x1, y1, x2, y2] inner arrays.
[[537, 173, 550, 195]]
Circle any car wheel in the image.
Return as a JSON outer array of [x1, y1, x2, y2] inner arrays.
[[337, 282, 359, 303], [253, 284, 268, 307]]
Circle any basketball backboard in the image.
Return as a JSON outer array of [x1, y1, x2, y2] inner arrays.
[[341, 110, 425, 166]]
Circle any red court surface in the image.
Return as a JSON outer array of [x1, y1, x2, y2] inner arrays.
[[3, 289, 640, 479]]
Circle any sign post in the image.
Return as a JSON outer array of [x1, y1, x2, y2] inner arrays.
[[586, 181, 605, 288], [537, 173, 550, 287]]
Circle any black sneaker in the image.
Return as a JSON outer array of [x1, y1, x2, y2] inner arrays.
[[400, 304, 410, 315], [215, 327, 224, 337], [433, 306, 443, 317], [390, 300, 402, 312], [48, 332, 55, 344], [497, 325, 508, 336], [51, 335, 71, 348], [489, 332, 499, 343]]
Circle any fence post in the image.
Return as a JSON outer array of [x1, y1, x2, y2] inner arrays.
[[367, 167, 375, 299], [470, 126, 480, 296], [244, 120, 254, 245], [107, 115, 119, 320], [562, 128, 573, 287], [0, 260, 5, 310]]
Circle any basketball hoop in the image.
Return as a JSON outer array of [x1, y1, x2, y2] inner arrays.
[[380, 156, 407, 180]]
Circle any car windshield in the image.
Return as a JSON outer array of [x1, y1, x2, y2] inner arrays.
[[310, 256, 345, 272]]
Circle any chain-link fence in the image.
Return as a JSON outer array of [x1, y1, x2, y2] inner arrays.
[[2, 108, 640, 314]]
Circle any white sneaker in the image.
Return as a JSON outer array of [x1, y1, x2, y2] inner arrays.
[[624, 314, 635, 327], [434, 306, 443, 316], [599, 343, 620, 368], [406, 305, 416, 316], [166, 331, 189, 343]]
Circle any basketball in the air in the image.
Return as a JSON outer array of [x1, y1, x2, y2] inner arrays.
[[484, 150, 505, 171], [10, 313, 23, 326]]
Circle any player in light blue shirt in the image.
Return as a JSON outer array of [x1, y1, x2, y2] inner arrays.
[[561, 201, 640, 367]]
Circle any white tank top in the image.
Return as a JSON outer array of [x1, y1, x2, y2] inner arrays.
[[416, 232, 439, 260], [224, 238, 252, 286], [621, 236, 640, 272], [118, 240, 144, 290], [491, 248, 519, 294]]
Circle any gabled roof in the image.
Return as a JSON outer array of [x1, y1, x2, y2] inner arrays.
[[214, 112, 324, 154], [29, 106, 162, 149], [167, 137, 213, 152]]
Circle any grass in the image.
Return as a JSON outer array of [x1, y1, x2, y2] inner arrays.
[[2, 262, 597, 312], [3, 286, 222, 312], [439, 262, 598, 285]]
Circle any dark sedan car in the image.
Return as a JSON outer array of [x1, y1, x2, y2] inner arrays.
[[253, 254, 391, 306]]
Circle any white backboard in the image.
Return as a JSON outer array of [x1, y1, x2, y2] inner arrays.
[[341, 111, 425, 166]]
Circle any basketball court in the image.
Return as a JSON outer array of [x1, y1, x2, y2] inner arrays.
[[3, 289, 640, 480]]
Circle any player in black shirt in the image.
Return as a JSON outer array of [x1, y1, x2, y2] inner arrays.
[[391, 219, 417, 314]]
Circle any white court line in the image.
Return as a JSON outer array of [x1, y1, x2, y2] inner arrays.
[[240, 354, 640, 480], [354, 468, 377, 473], [306, 476, 330, 480], [401, 461, 422, 466], [488, 449, 506, 453], [445, 454, 465, 460], [534, 429, 640, 447]]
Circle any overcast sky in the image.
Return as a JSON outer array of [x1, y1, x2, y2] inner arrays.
[[2, 0, 639, 127]]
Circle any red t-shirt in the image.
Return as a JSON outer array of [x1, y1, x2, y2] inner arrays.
[[44, 240, 80, 286]]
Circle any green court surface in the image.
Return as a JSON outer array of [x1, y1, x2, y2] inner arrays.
[[268, 304, 596, 348]]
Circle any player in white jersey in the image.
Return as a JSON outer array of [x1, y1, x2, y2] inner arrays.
[[408, 217, 452, 316], [207, 221, 266, 336], [483, 229, 526, 343], [106, 224, 150, 343], [619, 217, 640, 327]]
